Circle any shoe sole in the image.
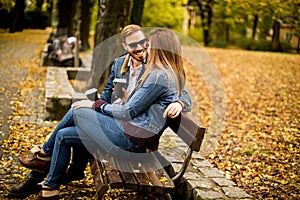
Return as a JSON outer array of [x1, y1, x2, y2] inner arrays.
[[7, 189, 41, 198]]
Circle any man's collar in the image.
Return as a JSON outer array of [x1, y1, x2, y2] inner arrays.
[[120, 54, 146, 75], [120, 54, 130, 75]]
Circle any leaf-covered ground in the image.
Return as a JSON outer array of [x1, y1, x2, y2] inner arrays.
[[0, 29, 299, 199], [183, 47, 299, 199], [205, 49, 300, 199]]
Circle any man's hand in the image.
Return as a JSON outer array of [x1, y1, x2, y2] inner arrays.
[[163, 101, 183, 118], [71, 100, 94, 109]]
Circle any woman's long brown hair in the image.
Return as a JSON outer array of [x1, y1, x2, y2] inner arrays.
[[139, 28, 186, 95]]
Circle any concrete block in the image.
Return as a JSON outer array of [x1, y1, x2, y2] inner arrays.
[[193, 189, 225, 200], [222, 186, 252, 199], [212, 178, 236, 187], [198, 167, 225, 178], [192, 158, 214, 168]]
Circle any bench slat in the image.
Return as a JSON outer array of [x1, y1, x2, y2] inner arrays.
[[131, 157, 172, 193], [97, 153, 124, 188], [115, 159, 139, 190], [143, 164, 165, 192], [89, 157, 109, 197], [128, 162, 153, 191], [147, 152, 175, 191]]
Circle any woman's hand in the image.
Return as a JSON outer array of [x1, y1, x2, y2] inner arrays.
[[121, 87, 129, 103], [71, 100, 94, 109], [163, 101, 183, 118]]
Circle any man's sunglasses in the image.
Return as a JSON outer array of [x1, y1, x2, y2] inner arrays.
[[126, 39, 148, 49]]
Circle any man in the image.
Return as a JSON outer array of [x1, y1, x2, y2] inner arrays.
[[99, 25, 190, 115], [8, 25, 191, 198]]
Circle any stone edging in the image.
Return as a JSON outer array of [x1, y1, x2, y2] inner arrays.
[[160, 130, 253, 200]]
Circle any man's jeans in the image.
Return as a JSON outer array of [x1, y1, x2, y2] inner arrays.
[[29, 108, 140, 188]]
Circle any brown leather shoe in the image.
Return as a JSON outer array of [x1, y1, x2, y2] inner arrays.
[[7, 176, 42, 197], [18, 154, 50, 174]]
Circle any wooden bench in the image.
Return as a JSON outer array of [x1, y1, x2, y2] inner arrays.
[[89, 113, 206, 199]]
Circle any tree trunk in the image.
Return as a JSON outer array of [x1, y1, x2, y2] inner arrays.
[[36, 0, 43, 10], [68, 0, 79, 37], [194, 0, 213, 46], [225, 23, 230, 41], [85, 0, 133, 90], [130, 0, 145, 25], [80, 0, 94, 51], [94, 0, 132, 46], [56, 0, 92, 49], [47, 0, 54, 26], [57, 0, 72, 36], [9, 0, 25, 33], [271, 20, 281, 52], [74, 0, 81, 68], [206, 2, 213, 45], [297, 36, 300, 54], [252, 14, 258, 39]]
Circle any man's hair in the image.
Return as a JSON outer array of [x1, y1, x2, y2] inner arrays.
[[121, 24, 142, 42]]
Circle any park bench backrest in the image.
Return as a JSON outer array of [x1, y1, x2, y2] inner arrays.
[[167, 112, 205, 151], [166, 112, 206, 182]]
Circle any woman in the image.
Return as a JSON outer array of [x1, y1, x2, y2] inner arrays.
[[13, 28, 187, 200]]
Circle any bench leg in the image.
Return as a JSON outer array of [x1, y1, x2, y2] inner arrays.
[[164, 193, 172, 200], [134, 191, 172, 200]]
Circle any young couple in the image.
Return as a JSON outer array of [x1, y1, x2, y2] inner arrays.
[[8, 25, 191, 199]]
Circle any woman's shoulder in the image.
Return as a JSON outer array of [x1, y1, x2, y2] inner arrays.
[[147, 69, 175, 84], [148, 69, 167, 78]]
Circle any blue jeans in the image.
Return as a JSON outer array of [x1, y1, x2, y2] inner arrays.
[[29, 108, 142, 188]]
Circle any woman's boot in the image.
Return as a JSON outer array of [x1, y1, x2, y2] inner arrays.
[[30, 184, 59, 200]]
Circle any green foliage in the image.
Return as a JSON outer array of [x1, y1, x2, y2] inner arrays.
[[209, 40, 229, 48], [250, 40, 272, 51], [230, 38, 271, 51], [280, 40, 292, 52], [0, 0, 14, 10], [187, 27, 203, 43], [257, 15, 273, 39], [142, 0, 185, 31], [208, 0, 299, 51], [230, 37, 252, 49], [229, 37, 292, 52]]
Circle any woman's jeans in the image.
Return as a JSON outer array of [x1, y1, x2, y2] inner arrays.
[[29, 108, 141, 188]]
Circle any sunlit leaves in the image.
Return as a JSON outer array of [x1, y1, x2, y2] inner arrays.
[[0, 29, 95, 199], [206, 48, 300, 199]]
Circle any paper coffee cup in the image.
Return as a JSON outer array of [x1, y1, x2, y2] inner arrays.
[[113, 78, 127, 98], [85, 88, 99, 101]]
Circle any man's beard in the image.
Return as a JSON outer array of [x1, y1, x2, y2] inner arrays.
[[129, 49, 146, 62]]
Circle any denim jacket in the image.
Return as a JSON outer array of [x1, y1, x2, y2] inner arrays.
[[99, 54, 192, 111], [102, 70, 179, 134]]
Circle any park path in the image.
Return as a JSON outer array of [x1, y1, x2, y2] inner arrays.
[[0, 29, 51, 199], [0, 29, 49, 157]]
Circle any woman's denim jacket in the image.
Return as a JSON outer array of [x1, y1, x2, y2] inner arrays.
[[100, 54, 192, 112], [102, 69, 181, 135]]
